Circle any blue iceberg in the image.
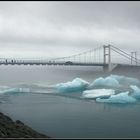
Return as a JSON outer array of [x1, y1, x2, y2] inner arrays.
[[89, 75, 140, 89], [110, 75, 140, 86], [96, 91, 136, 104], [55, 78, 89, 93], [0, 87, 30, 94], [130, 85, 140, 99], [89, 76, 120, 88]]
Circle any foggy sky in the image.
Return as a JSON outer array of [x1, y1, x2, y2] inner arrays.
[[0, 1, 140, 58]]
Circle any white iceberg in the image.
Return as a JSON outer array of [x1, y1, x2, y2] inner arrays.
[[55, 78, 89, 93], [96, 91, 136, 104], [82, 89, 115, 99]]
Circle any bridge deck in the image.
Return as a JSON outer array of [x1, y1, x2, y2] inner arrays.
[[0, 62, 107, 66]]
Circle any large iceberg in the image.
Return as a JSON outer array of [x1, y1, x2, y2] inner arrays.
[[89, 75, 140, 89], [89, 76, 120, 88], [110, 75, 140, 86], [82, 89, 115, 99], [130, 85, 140, 99], [55, 78, 89, 93], [96, 91, 136, 104]]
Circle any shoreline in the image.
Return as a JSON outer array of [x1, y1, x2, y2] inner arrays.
[[0, 112, 50, 138]]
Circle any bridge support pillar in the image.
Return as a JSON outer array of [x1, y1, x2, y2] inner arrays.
[[131, 51, 137, 65], [103, 44, 112, 72]]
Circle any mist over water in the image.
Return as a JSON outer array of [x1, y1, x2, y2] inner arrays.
[[0, 65, 140, 138]]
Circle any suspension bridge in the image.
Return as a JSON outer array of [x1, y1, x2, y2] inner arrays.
[[0, 44, 140, 72]]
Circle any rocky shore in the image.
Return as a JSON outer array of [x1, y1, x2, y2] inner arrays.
[[0, 112, 50, 138]]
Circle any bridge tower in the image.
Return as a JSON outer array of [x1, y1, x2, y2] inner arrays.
[[103, 44, 112, 72], [131, 51, 137, 65]]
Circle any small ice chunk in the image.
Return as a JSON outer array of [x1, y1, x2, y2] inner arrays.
[[0, 88, 20, 94], [0, 87, 30, 94]]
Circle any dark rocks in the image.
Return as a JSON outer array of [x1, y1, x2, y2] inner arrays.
[[0, 112, 50, 138], [15, 120, 24, 125]]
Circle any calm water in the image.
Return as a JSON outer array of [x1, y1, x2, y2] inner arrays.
[[0, 65, 140, 138]]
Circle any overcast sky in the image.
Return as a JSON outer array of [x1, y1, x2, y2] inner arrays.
[[0, 1, 140, 59]]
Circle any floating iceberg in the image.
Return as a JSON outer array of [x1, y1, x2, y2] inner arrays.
[[89, 75, 140, 89], [55, 78, 89, 93], [110, 75, 140, 86], [96, 91, 136, 104], [18, 88, 30, 93], [89, 76, 120, 88], [0, 87, 30, 94], [82, 89, 115, 99], [130, 85, 140, 99], [0, 88, 19, 94]]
